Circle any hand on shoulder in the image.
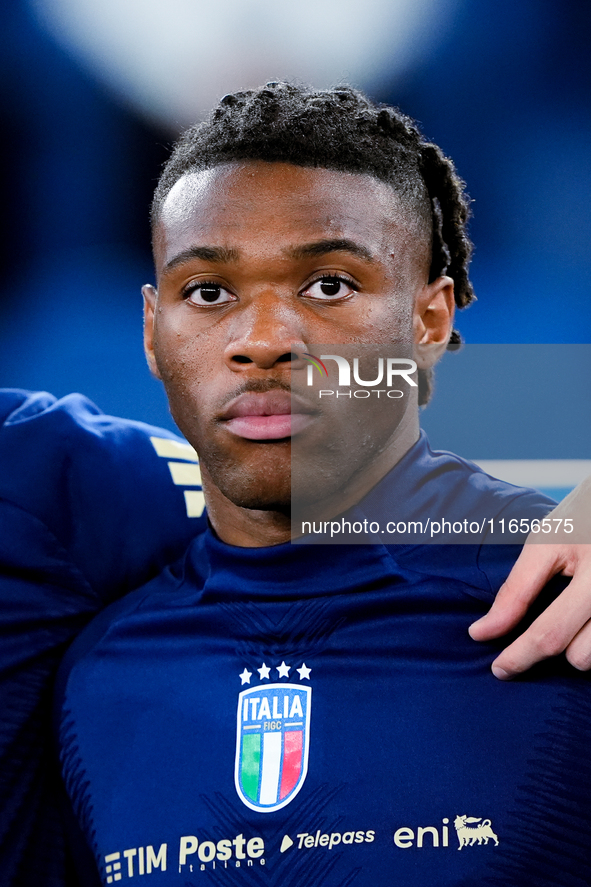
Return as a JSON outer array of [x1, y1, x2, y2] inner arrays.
[[470, 475, 591, 677]]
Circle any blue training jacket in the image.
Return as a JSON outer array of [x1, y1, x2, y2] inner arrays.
[[56, 433, 589, 887]]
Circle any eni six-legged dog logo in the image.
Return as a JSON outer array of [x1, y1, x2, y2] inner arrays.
[[454, 816, 499, 849]]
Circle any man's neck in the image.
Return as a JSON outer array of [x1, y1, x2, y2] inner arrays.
[[201, 416, 420, 548]]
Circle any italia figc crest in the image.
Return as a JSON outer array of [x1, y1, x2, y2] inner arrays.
[[235, 662, 312, 813]]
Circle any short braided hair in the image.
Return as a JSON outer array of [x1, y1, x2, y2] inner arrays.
[[152, 82, 474, 403]]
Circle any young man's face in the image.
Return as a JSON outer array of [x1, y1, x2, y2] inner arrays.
[[144, 161, 453, 522]]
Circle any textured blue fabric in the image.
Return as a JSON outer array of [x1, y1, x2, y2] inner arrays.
[[56, 435, 589, 887], [0, 390, 205, 886]]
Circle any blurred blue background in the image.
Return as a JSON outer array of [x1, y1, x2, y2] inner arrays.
[[0, 0, 589, 481]]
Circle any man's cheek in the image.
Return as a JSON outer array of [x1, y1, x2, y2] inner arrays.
[[153, 333, 197, 388]]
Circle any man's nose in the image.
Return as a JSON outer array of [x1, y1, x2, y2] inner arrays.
[[224, 292, 306, 371]]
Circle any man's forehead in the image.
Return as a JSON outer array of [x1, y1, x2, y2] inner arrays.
[[158, 167, 224, 231], [154, 161, 426, 272]]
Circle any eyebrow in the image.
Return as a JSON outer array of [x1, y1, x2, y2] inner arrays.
[[162, 237, 375, 276], [286, 239, 375, 263], [162, 245, 240, 274]]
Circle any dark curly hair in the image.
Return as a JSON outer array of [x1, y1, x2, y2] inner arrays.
[[152, 82, 474, 404]]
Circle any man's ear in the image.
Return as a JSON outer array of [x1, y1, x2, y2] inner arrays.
[[142, 284, 161, 379], [413, 275, 455, 369]]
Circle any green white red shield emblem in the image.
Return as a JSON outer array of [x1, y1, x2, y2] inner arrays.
[[235, 683, 311, 812]]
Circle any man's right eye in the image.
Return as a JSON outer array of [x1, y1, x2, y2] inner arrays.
[[183, 282, 236, 306]]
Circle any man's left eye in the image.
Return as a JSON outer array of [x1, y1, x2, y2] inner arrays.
[[302, 276, 356, 301]]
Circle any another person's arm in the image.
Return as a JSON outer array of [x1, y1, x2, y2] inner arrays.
[[0, 389, 206, 885], [470, 475, 591, 678]]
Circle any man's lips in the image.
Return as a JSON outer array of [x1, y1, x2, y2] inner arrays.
[[220, 391, 316, 441]]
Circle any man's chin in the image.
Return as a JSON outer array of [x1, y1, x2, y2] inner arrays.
[[213, 473, 292, 513], [210, 454, 356, 516]]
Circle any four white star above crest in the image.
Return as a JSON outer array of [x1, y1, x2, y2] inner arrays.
[[239, 668, 252, 685], [240, 663, 312, 682], [257, 663, 271, 680]]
